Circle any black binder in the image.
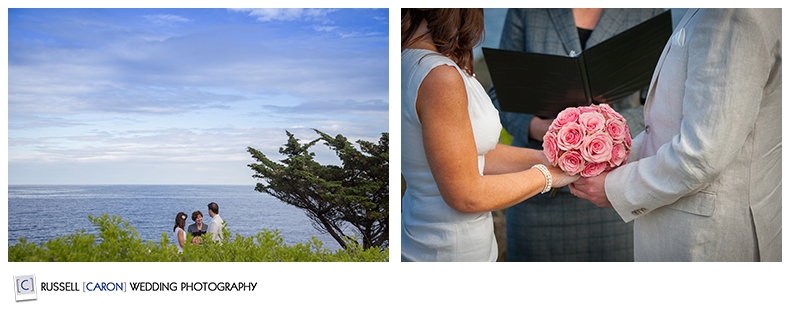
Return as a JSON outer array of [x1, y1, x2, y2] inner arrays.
[[484, 10, 673, 117]]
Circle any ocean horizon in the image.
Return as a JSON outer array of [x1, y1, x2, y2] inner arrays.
[[7, 184, 343, 251]]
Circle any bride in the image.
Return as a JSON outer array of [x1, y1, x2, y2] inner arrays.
[[401, 8, 577, 261]]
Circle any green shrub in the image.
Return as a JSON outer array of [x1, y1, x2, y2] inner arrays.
[[8, 214, 388, 262]]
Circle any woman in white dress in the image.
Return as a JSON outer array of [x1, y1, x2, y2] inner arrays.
[[173, 212, 187, 252], [401, 8, 578, 261]]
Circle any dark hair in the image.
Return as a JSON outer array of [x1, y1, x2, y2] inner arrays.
[[208, 202, 219, 214], [173, 212, 187, 232], [191, 210, 203, 222], [401, 8, 484, 76]]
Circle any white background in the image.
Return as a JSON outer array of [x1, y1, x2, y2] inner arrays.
[[3, 2, 788, 310]]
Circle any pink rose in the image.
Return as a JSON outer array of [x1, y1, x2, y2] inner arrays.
[[608, 143, 627, 167], [578, 105, 599, 113], [598, 104, 618, 120], [579, 112, 606, 134], [549, 103, 633, 176], [542, 132, 560, 166], [599, 104, 625, 123], [558, 150, 585, 176], [581, 161, 608, 178], [581, 132, 614, 163], [605, 118, 627, 142], [556, 122, 585, 151], [551, 107, 581, 131]]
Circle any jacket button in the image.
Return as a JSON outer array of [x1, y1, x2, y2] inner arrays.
[[645, 125, 651, 134]]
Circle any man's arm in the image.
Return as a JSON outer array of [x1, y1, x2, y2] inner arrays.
[[604, 9, 776, 221]]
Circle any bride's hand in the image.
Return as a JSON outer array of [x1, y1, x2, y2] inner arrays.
[[547, 165, 579, 188]]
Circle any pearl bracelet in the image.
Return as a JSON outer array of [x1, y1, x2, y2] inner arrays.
[[532, 164, 552, 194]]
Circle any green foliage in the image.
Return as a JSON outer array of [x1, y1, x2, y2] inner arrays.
[[8, 214, 388, 262], [247, 129, 388, 250]]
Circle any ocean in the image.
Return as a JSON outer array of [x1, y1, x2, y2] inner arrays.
[[7, 184, 342, 251]]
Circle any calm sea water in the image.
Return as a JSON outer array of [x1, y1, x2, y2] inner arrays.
[[8, 185, 342, 251]]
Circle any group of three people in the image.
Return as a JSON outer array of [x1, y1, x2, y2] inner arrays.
[[401, 8, 781, 262], [173, 202, 225, 252]]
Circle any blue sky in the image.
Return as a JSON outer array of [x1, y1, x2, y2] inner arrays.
[[7, 8, 389, 185]]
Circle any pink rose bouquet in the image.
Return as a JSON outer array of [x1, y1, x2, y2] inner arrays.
[[542, 104, 632, 177]]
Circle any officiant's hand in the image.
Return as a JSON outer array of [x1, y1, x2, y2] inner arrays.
[[569, 173, 612, 207], [529, 116, 553, 141]]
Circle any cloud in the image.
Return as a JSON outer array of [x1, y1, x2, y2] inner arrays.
[[7, 125, 364, 185], [9, 20, 387, 117], [7, 126, 360, 184], [230, 9, 337, 22], [8, 66, 245, 116], [338, 31, 386, 39], [10, 127, 266, 162], [262, 99, 388, 115], [7, 115, 89, 130], [143, 14, 190, 24], [313, 25, 338, 32], [253, 99, 389, 143], [7, 9, 388, 185]]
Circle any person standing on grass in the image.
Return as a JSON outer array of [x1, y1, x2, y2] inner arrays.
[[206, 202, 224, 243], [173, 212, 188, 252]]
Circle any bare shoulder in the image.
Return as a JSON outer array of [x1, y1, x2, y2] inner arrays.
[[421, 64, 464, 91], [417, 64, 467, 117]]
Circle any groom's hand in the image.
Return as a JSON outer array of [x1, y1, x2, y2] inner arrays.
[[569, 172, 613, 208]]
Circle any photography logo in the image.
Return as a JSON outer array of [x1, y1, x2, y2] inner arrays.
[[14, 274, 37, 301]]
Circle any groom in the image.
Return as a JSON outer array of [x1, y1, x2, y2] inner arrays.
[[207, 202, 224, 243], [570, 9, 781, 261]]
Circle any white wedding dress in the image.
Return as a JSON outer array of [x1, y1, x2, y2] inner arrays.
[[401, 48, 502, 261]]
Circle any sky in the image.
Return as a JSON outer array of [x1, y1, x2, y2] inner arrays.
[[6, 8, 389, 185]]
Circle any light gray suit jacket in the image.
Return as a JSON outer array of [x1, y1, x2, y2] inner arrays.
[[605, 9, 781, 261]]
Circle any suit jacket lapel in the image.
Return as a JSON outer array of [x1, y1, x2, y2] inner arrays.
[[644, 9, 700, 119], [652, 9, 698, 74], [548, 8, 582, 56]]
